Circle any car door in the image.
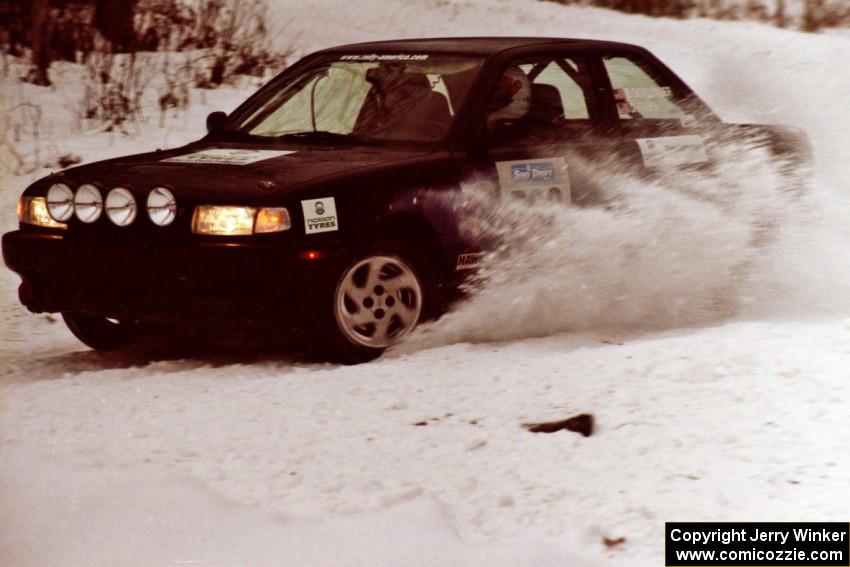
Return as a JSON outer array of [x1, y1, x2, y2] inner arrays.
[[466, 51, 619, 207], [596, 48, 721, 174]]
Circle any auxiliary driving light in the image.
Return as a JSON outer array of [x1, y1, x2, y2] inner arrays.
[[74, 184, 103, 223], [105, 187, 137, 226], [46, 183, 74, 222], [147, 187, 177, 226]]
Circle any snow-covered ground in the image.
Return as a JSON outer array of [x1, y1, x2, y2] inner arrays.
[[3, 1, 850, 565]]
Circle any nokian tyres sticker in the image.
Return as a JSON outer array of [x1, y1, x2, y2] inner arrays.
[[162, 149, 296, 165], [301, 197, 338, 234]]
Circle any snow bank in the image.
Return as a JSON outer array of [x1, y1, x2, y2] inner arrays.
[[1, 446, 581, 566]]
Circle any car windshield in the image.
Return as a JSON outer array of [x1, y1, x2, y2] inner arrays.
[[230, 54, 484, 143]]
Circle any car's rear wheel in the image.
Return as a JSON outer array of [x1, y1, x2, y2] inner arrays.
[[325, 249, 430, 363], [62, 312, 146, 351]]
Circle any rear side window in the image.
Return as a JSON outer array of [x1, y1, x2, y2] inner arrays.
[[603, 55, 687, 122]]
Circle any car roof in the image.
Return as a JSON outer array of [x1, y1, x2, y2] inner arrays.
[[317, 37, 641, 56]]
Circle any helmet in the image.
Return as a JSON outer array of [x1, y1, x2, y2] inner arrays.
[[487, 66, 531, 128]]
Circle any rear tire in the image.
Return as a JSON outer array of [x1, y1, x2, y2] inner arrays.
[[62, 312, 146, 351]]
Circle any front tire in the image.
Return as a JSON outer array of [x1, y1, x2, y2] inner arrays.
[[325, 248, 431, 363], [62, 312, 146, 351]]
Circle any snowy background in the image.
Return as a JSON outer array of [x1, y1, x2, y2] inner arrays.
[[2, 0, 850, 565]]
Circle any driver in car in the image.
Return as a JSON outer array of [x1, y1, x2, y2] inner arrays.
[[486, 65, 532, 133]]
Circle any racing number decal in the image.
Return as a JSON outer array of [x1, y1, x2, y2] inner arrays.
[[495, 157, 572, 204], [635, 135, 709, 168], [162, 149, 296, 165], [301, 197, 339, 234]]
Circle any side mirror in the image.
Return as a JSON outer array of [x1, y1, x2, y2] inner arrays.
[[206, 111, 227, 134]]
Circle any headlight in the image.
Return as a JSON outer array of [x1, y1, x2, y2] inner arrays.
[[18, 196, 67, 229], [192, 206, 255, 235], [192, 205, 291, 236]]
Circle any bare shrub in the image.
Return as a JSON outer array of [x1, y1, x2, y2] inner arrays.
[[183, 0, 283, 88], [543, 0, 850, 29], [133, 0, 286, 88], [75, 0, 288, 130], [81, 35, 160, 131], [2, 0, 288, 132], [0, 102, 45, 174]]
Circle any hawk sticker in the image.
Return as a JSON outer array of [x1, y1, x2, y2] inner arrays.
[[456, 252, 485, 271], [301, 197, 338, 234]]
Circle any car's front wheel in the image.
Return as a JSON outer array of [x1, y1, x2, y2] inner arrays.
[[62, 312, 146, 351], [326, 251, 428, 363]]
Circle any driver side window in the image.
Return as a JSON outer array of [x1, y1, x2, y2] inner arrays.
[[487, 55, 596, 146]]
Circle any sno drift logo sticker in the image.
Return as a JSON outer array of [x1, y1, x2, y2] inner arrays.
[[495, 157, 572, 204], [510, 163, 555, 183], [301, 197, 338, 234]]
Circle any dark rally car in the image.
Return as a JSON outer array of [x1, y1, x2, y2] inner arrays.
[[2, 37, 809, 362]]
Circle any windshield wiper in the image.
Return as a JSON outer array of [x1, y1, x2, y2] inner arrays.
[[276, 131, 374, 145], [210, 129, 267, 143]]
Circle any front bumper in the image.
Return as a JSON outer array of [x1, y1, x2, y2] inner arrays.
[[2, 229, 339, 325]]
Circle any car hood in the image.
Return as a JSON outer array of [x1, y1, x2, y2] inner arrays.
[[51, 142, 436, 204]]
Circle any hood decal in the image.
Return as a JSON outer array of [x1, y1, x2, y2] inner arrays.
[[162, 148, 297, 166]]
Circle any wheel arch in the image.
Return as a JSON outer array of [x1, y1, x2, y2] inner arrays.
[[368, 211, 454, 286], [321, 211, 451, 363]]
